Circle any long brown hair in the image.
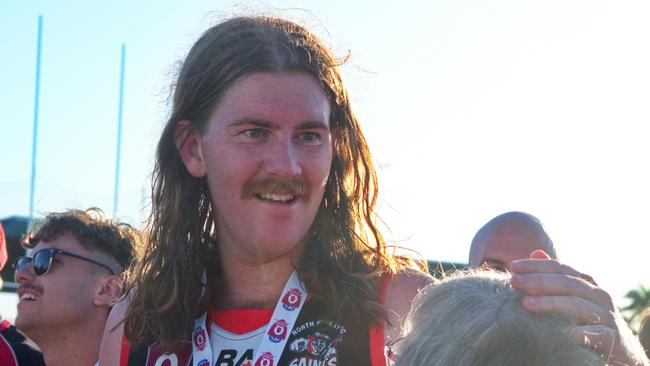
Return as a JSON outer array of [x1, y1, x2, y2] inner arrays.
[[124, 15, 415, 351]]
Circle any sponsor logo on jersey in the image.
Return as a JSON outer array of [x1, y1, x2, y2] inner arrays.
[[197, 359, 209, 366], [193, 327, 207, 351], [254, 352, 274, 366], [215, 349, 254, 365], [287, 320, 345, 365], [267, 319, 288, 343], [282, 288, 303, 311], [288, 358, 337, 366]]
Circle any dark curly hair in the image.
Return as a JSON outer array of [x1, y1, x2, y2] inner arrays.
[[22, 207, 140, 271]]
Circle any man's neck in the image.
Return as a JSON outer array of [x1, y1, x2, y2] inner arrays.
[[27, 316, 105, 366], [215, 252, 298, 309]]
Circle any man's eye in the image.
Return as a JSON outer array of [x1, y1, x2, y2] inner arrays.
[[244, 129, 265, 138], [299, 132, 321, 142], [480, 262, 508, 273]]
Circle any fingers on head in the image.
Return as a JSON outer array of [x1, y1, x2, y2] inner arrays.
[[511, 259, 576, 275], [523, 295, 616, 327], [512, 273, 613, 309], [510, 259, 599, 286]]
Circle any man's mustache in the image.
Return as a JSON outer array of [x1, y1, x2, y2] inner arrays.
[[242, 177, 310, 198]]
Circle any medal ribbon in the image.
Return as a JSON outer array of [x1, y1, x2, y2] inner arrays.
[[192, 271, 308, 366]]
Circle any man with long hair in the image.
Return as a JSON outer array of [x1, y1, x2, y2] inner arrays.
[[100, 16, 431, 366], [99, 15, 648, 366]]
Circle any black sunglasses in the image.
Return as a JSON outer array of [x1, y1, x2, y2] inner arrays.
[[13, 248, 115, 279]]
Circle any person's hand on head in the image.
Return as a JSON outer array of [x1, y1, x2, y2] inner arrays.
[[510, 250, 649, 366]]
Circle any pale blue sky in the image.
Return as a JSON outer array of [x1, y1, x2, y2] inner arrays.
[[2, 1, 649, 308]]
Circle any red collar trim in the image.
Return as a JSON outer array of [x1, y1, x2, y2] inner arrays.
[[209, 308, 274, 335]]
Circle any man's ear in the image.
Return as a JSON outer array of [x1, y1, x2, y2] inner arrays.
[[93, 275, 123, 307], [175, 120, 206, 177]]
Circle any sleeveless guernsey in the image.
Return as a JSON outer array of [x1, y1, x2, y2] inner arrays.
[[121, 278, 389, 366]]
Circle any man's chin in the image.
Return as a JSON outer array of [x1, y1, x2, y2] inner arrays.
[[14, 316, 25, 329], [14, 312, 34, 330]]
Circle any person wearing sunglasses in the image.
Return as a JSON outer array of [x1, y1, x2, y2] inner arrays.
[[13, 208, 139, 366], [0, 223, 46, 366]]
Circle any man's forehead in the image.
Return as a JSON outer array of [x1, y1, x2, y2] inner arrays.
[[482, 244, 532, 262], [208, 72, 331, 126], [29, 232, 85, 255]]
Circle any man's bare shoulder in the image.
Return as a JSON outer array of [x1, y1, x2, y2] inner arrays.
[[383, 268, 436, 344], [390, 267, 437, 292], [385, 268, 436, 315]]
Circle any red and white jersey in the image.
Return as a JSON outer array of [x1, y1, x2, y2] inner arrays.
[[209, 309, 273, 366], [121, 276, 391, 366]]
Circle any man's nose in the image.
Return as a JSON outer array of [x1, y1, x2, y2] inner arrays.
[[14, 261, 35, 284], [264, 140, 302, 177]]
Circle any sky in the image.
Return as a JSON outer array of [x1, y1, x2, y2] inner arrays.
[[1, 0, 649, 313]]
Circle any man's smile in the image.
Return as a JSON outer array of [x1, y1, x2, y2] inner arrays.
[[255, 193, 297, 203]]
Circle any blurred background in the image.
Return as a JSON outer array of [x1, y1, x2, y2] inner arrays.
[[2, 0, 649, 325]]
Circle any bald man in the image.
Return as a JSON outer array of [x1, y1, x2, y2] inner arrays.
[[468, 211, 556, 271]]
